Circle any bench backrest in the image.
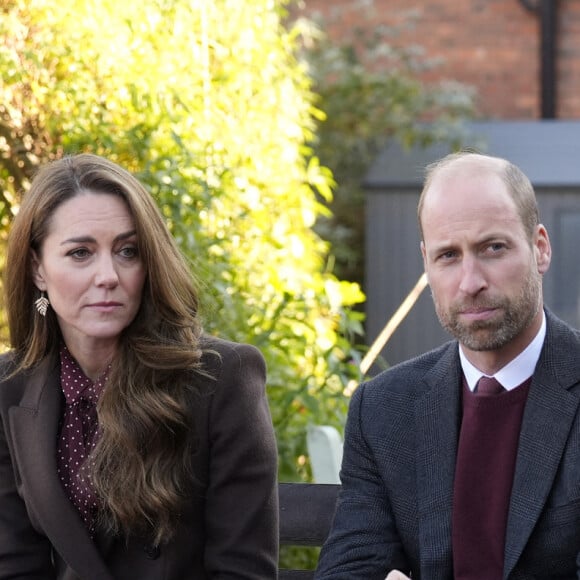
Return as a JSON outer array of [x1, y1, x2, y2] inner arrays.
[[278, 482, 340, 580]]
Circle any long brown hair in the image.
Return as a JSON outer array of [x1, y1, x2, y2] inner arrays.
[[5, 154, 204, 544]]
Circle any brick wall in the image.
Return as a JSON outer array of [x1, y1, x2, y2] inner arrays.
[[559, 1, 580, 118], [290, 0, 580, 119]]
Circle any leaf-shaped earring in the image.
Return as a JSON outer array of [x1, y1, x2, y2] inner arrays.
[[35, 291, 50, 317]]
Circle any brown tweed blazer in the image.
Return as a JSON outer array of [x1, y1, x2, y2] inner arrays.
[[0, 336, 278, 579]]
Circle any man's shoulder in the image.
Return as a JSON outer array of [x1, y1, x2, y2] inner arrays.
[[358, 340, 457, 398], [540, 310, 580, 384], [545, 309, 580, 343]]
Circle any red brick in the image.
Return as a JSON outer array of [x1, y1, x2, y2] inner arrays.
[[290, 0, 579, 119]]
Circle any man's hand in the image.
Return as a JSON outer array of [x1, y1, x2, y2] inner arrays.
[[385, 571, 411, 580]]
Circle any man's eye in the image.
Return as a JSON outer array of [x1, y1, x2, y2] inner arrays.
[[439, 250, 456, 260]]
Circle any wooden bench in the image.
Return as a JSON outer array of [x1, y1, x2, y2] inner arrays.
[[278, 482, 341, 580]]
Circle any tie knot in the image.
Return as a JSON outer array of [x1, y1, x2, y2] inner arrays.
[[476, 376, 505, 396]]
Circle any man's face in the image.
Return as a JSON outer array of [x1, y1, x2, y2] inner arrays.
[[420, 163, 551, 364]]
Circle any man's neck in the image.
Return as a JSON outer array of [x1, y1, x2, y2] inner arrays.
[[460, 309, 546, 378]]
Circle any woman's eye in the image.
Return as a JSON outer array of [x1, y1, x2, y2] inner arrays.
[[68, 248, 91, 260], [119, 246, 138, 259]]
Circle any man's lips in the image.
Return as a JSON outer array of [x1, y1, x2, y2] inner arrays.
[[458, 307, 498, 321]]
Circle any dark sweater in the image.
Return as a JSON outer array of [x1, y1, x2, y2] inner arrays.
[[452, 378, 531, 579]]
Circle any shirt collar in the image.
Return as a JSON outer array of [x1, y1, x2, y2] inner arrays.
[[59, 344, 108, 405], [460, 310, 546, 392]]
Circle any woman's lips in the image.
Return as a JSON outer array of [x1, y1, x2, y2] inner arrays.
[[87, 302, 122, 313]]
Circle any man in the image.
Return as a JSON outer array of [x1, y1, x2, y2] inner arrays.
[[315, 152, 580, 579]]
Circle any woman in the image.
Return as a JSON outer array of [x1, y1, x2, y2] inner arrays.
[[0, 154, 278, 579]]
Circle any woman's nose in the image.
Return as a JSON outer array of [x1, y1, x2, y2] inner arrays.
[[94, 256, 119, 288]]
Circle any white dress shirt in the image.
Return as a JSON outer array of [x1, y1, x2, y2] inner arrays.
[[459, 311, 546, 392]]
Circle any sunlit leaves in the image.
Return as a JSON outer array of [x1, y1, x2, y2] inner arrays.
[[0, 0, 365, 484]]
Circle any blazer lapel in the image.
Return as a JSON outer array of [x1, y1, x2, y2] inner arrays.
[[415, 344, 462, 577], [9, 357, 113, 580], [503, 316, 580, 578]]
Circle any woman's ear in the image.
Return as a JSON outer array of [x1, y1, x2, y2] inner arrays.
[[30, 250, 47, 291]]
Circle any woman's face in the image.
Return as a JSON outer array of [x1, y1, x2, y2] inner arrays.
[[32, 191, 146, 357]]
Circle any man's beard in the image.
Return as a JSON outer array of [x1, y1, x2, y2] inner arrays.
[[433, 270, 542, 351]]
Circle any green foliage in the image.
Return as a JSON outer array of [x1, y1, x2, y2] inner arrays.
[[0, 0, 479, 570], [292, 5, 476, 285], [0, 0, 365, 487]]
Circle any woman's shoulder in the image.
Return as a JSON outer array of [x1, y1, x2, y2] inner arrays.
[[0, 350, 20, 385], [196, 335, 266, 396], [0, 351, 26, 408], [200, 335, 265, 367], [0, 350, 16, 367], [0, 352, 58, 390]]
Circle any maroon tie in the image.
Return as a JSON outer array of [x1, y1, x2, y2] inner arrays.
[[476, 376, 505, 396]]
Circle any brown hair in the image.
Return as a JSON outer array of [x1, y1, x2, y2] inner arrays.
[[5, 153, 204, 544], [417, 151, 539, 242]]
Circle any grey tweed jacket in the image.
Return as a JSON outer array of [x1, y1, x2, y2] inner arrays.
[[316, 309, 580, 579]]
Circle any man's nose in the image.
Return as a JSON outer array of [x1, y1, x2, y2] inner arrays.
[[458, 256, 487, 296]]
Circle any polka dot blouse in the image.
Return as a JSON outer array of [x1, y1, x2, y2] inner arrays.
[[57, 345, 109, 536]]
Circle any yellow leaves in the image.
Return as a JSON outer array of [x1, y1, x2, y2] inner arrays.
[[325, 278, 365, 309], [1, 0, 368, 483]]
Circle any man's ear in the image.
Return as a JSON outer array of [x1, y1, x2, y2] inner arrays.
[[534, 224, 552, 275], [420, 241, 429, 283], [30, 250, 47, 291]]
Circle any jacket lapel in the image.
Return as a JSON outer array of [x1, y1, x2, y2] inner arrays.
[[503, 313, 580, 578], [9, 357, 113, 580], [415, 344, 462, 578]]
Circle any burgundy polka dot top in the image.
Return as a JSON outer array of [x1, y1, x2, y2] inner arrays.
[[57, 345, 109, 536]]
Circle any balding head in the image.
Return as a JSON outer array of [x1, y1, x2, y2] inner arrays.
[[417, 152, 539, 243]]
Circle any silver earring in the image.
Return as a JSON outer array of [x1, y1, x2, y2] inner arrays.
[[35, 291, 50, 316]]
